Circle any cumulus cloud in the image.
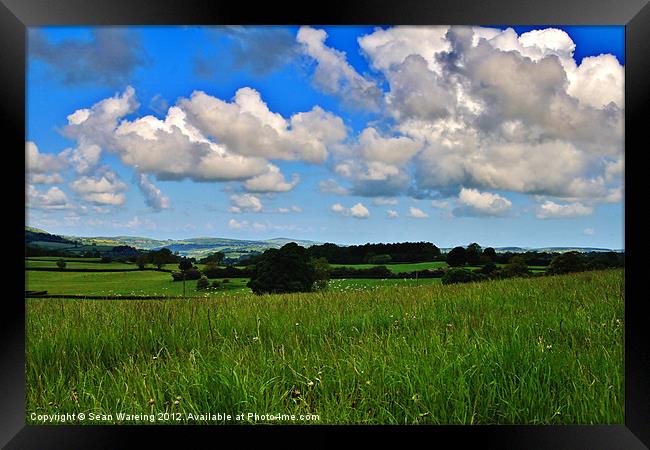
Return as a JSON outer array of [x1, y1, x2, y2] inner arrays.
[[297, 26, 382, 111], [29, 28, 148, 87], [583, 227, 595, 236], [29, 173, 64, 185], [179, 87, 347, 164], [69, 171, 127, 206], [323, 25, 624, 211], [243, 165, 299, 193], [26, 141, 67, 173], [135, 173, 170, 211], [330, 202, 370, 219], [453, 188, 512, 217], [26, 185, 72, 210], [536, 200, 593, 219], [229, 193, 263, 213], [386, 209, 398, 219], [408, 207, 428, 218], [57, 86, 346, 196]]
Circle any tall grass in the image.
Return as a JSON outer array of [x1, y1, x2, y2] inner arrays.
[[26, 269, 624, 425]]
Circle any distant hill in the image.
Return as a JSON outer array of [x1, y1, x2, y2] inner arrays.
[[440, 246, 623, 253], [26, 227, 323, 259], [26, 226, 622, 259]]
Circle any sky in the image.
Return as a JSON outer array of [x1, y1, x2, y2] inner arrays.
[[25, 25, 625, 249]]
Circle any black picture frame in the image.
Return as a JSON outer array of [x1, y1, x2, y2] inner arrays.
[[3, 0, 648, 447]]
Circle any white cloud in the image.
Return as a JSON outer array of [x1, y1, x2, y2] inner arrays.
[[26, 185, 72, 210], [408, 207, 429, 218], [29, 173, 64, 185], [69, 171, 127, 206], [335, 25, 624, 207], [178, 87, 347, 164], [386, 209, 398, 219], [229, 193, 263, 213], [331, 202, 370, 219], [536, 200, 593, 219], [454, 188, 512, 217], [135, 173, 170, 211], [25, 141, 67, 173], [297, 26, 382, 111], [583, 227, 596, 236], [243, 165, 299, 193]]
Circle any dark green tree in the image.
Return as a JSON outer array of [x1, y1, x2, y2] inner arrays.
[[502, 255, 531, 277], [135, 254, 148, 270], [247, 243, 321, 294], [482, 247, 497, 262], [466, 243, 482, 266], [179, 258, 193, 296], [446, 246, 467, 267], [548, 251, 586, 275]]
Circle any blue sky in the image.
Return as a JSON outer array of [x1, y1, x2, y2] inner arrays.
[[25, 25, 624, 248]]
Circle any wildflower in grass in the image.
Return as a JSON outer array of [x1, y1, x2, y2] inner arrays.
[[148, 398, 155, 406]]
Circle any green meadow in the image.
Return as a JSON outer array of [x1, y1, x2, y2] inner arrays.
[[26, 269, 624, 425]]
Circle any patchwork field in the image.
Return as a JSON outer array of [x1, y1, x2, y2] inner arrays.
[[25, 269, 624, 425]]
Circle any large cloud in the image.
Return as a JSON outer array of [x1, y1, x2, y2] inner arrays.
[[328, 25, 624, 210], [59, 86, 346, 195]]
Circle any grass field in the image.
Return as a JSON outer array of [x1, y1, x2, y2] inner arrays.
[[25, 270, 249, 297], [330, 261, 449, 272], [26, 269, 623, 425]]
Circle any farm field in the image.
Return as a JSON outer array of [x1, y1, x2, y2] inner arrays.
[[330, 261, 449, 272], [25, 270, 250, 297], [25, 269, 623, 425]]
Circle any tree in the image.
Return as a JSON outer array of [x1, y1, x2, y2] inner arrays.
[[56, 259, 66, 270], [179, 258, 193, 296], [446, 246, 467, 267], [247, 243, 322, 294], [466, 243, 482, 266], [483, 247, 497, 262], [502, 255, 531, 277], [310, 257, 330, 290], [200, 252, 225, 265], [135, 254, 148, 270], [548, 251, 586, 275]]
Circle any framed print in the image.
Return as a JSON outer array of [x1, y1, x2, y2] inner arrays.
[[3, 0, 649, 447]]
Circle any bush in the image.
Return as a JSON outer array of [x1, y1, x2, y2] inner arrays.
[[222, 278, 230, 283], [478, 262, 498, 275], [196, 276, 210, 290], [210, 280, 221, 289], [441, 268, 484, 285], [56, 259, 66, 270]]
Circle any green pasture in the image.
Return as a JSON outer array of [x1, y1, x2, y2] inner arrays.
[[26, 269, 624, 425]]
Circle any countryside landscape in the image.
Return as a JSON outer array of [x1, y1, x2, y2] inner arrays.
[[26, 25, 624, 424]]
